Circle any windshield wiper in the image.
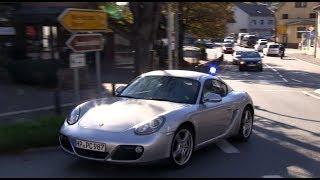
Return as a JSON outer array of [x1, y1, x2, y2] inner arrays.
[[145, 97, 169, 102]]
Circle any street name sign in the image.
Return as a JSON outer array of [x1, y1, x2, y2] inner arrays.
[[66, 33, 104, 53], [70, 53, 86, 68], [58, 8, 107, 32]]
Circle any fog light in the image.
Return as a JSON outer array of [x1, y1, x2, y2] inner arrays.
[[135, 146, 143, 153]]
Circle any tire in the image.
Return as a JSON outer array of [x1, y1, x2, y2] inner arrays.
[[169, 125, 194, 168], [235, 107, 254, 142]]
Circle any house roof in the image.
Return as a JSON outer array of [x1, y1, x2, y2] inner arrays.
[[234, 2, 274, 17]]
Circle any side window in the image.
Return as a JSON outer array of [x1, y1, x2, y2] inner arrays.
[[202, 79, 228, 98]]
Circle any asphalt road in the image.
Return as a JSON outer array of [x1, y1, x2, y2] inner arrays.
[[1, 46, 320, 178]]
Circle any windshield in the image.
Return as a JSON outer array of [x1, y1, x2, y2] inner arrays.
[[235, 51, 243, 55], [242, 51, 261, 58], [119, 76, 200, 104], [184, 50, 200, 58], [224, 43, 233, 47], [260, 42, 267, 45], [269, 45, 279, 48]]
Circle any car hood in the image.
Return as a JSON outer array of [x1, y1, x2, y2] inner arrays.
[[240, 58, 261, 62], [78, 97, 190, 132]]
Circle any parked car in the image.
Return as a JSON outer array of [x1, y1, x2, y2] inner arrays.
[[222, 43, 234, 54], [263, 43, 280, 56], [59, 70, 254, 167], [183, 46, 201, 66], [224, 36, 235, 43], [254, 41, 268, 52], [241, 35, 257, 48], [206, 43, 224, 61], [238, 51, 263, 71], [232, 50, 245, 65], [256, 39, 268, 44]]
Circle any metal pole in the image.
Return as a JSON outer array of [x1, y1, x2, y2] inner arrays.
[[167, 5, 174, 69], [95, 51, 102, 97], [74, 68, 80, 103]]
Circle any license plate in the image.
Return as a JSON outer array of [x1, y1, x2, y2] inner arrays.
[[247, 64, 256, 67], [75, 139, 106, 152]]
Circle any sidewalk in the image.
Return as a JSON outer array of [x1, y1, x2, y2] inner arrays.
[[285, 48, 320, 67]]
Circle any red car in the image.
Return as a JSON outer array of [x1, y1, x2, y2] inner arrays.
[[222, 43, 234, 54]]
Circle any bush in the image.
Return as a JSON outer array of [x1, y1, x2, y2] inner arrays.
[[7, 59, 58, 86]]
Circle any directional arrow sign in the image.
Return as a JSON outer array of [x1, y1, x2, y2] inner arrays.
[[58, 8, 107, 32], [66, 33, 104, 53]]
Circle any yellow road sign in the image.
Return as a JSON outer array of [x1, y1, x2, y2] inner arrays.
[[58, 8, 108, 32]]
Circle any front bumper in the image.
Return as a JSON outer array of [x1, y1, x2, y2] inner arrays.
[[59, 124, 174, 164], [239, 62, 262, 70]]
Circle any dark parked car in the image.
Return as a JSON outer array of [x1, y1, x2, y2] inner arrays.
[[238, 51, 263, 72]]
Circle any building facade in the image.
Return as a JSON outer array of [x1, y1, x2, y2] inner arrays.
[[314, 5, 320, 59], [227, 2, 275, 39], [275, 2, 320, 49]]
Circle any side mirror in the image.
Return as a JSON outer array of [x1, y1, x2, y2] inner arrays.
[[115, 86, 126, 96], [202, 93, 222, 103]]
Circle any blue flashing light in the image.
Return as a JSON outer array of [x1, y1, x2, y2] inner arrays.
[[209, 67, 217, 74]]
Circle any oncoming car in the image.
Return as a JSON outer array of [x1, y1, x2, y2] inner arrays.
[[59, 70, 254, 167]]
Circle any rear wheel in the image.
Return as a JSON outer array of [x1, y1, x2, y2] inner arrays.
[[235, 107, 254, 142], [169, 126, 194, 168]]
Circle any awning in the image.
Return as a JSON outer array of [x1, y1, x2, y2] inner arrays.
[[12, 7, 66, 24]]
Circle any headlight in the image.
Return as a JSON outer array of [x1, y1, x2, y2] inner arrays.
[[257, 61, 262, 64], [67, 106, 81, 125], [134, 116, 166, 135], [240, 61, 245, 64]]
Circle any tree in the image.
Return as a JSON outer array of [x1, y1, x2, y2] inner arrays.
[[176, 2, 234, 66], [100, 2, 163, 75]]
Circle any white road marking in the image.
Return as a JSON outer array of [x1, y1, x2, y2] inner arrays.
[[291, 78, 303, 83], [264, 64, 277, 72], [302, 91, 320, 100], [0, 103, 74, 117], [216, 140, 240, 153], [262, 175, 283, 178], [279, 74, 283, 78]]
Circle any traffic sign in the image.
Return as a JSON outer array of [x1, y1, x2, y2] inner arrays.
[[70, 53, 86, 68], [58, 8, 107, 32], [66, 33, 104, 53]]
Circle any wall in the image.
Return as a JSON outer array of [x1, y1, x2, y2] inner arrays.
[[227, 6, 249, 34], [316, 12, 320, 59], [248, 16, 275, 38], [275, 2, 319, 20]]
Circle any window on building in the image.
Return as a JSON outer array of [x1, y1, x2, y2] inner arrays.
[[295, 2, 307, 8], [268, 20, 273, 25], [297, 27, 306, 38], [260, 20, 264, 25], [252, 20, 256, 25], [282, 14, 288, 19], [309, 13, 316, 18]]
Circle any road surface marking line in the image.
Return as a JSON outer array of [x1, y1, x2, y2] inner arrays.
[[264, 64, 277, 72], [216, 140, 240, 153], [279, 74, 283, 78], [262, 175, 283, 178], [282, 78, 288, 82], [0, 103, 74, 117], [291, 78, 303, 83], [302, 91, 320, 100]]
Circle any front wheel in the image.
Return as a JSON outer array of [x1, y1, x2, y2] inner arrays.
[[169, 127, 194, 168], [235, 107, 254, 142]]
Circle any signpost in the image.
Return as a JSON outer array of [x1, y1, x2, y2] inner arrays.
[[58, 8, 107, 106], [66, 33, 104, 53], [58, 8, 108, 32], [70, 53, 86, 102]]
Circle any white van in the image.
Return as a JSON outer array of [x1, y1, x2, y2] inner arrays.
[[237, 33, 249, 45]]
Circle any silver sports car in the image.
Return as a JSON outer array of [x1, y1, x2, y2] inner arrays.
[[59, 70, 254, 167]]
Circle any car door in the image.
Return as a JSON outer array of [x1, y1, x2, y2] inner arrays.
[[195, 79, 235, 143]]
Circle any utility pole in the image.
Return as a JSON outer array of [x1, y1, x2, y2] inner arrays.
[[167, 4, 174, 69]]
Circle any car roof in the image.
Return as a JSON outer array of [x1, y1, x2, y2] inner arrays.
[[142, 70, 217, 81]]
